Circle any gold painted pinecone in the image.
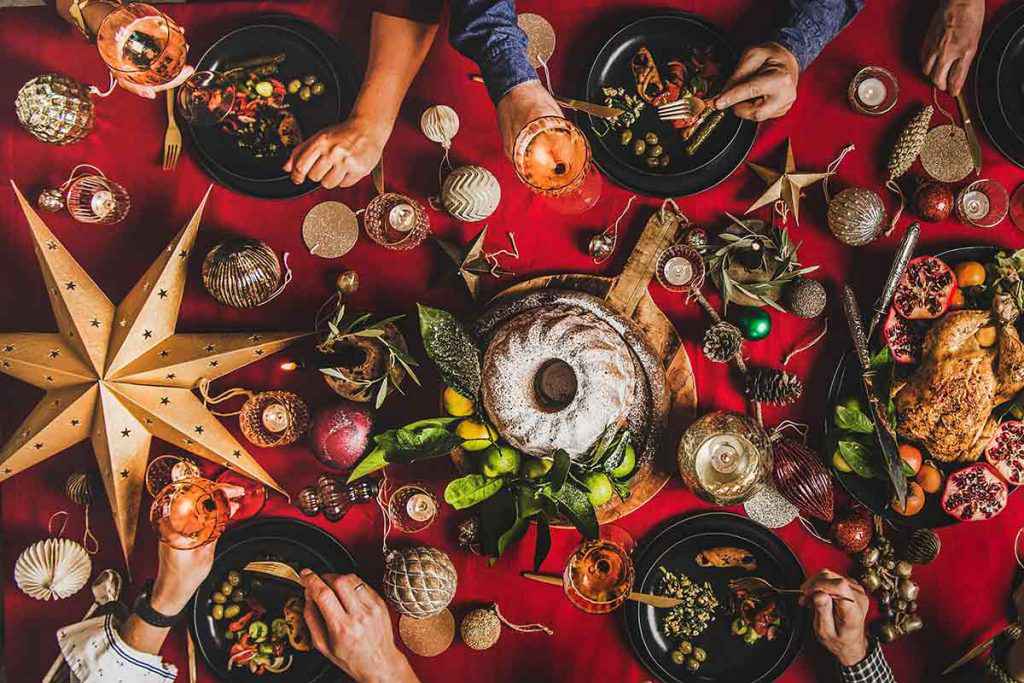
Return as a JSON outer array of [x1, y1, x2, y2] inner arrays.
[[888, 106, 933, 181], [745, 367, 804, 406], [702, 322, 744, 363], [383, 546, 457, 619], [461, 607, 502, 650]]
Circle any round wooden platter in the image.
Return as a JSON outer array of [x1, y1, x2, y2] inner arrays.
[[452, 207, 699, 526]]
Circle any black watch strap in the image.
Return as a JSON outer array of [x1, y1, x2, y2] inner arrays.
[[132, 580, 186, 628]]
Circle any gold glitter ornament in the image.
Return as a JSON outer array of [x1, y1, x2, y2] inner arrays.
[[335, 270, 359, 295], [885, 105, 933, 234], [302, 201, 359, 258], [441, 166, 501, 222], [383, 546, 458, 619], [827, 187, 886, 246], [517, 13, 556, 69], [461, 607, 502, 650], [399, 609, 456, 657], [420, 105, 460, 148], [743, 483, 799, 529], [920, 124, 974, 183], [15, 73, 95, 145]]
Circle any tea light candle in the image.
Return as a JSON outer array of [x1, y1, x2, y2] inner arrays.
[[388, 203, 417, 233], [710, 441, 741, 475], [406, 493, 438, 522], [662, 256, 694, 287], [90, 189, 116, 219], [856, 77, 887, 108], [961, 189, 991, 221], [262, 403, 291, 433]]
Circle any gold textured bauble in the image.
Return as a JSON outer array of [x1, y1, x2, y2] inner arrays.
[[302, 201, 359, 258], [827, 187, 886, 246], [383, 546, 458, 619], [202, 239, 283, 308], [335, 270, 359, 295], [461, 607, 502, 650], [399, 609, 455, 657], [920, 125, 974, 184], [238, 391, 310, 447], [15, 73, 95, 145], [517, 13, 556, 69], [420, 105, 460, 148], [441, 166, 501, 222]]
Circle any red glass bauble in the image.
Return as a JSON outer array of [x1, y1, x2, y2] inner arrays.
[[913, 182, 953, 222], [309, 400, 375, 471], [772, 437, 835, 522], [829, 506, 873, 553]]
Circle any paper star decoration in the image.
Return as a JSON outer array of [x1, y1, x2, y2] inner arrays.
[[435, 227, 507, 300], [744, 139, 828, 226], [0, 183, 308, 562]]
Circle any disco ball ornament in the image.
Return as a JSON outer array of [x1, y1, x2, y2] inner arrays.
[[15, 73, 95, 145], [441, 165, 501, 222], [827, 187, 886, 246]]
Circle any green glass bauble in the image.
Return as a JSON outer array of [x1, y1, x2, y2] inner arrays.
[[733, 307, 772, 341]]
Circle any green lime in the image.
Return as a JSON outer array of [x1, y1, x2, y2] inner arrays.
[[522, 457, 553, 479], [455, 419, 497, 452], [832, 449, 853, 473], [582, 472, 614, 507], [610, 444, 637, 479], [481, 445, 521, 478]]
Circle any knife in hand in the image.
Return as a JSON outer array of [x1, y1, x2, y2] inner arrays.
[[956, 93, 983, 174], [842, 285, 908, 507]]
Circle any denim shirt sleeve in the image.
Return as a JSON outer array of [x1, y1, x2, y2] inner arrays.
[[449, 0, 539, 103], [775, 0, 865, 70]]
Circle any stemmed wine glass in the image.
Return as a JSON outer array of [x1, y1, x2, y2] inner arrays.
[[512, 115, 602, 214], [96, 3, 188, 89], [562, 526, 636, 614]]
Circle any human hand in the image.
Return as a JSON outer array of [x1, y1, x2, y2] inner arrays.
[[921, 0, 984, 96], [714, 42, 799, 121], [300, 571, 418, 683], [496, 79, 563, 160], [150, 540, 216, 616], [799, 569, 871, 667], [283, 116, 390, 189]]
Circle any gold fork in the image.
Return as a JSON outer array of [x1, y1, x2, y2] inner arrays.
[[244, 560, 304, 587], [729, 576, 855, 604], [162, 88, 182, 171]]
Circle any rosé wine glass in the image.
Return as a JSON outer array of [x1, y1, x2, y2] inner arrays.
[[563, 533, 635, 614], [96, 3, 188, 88]]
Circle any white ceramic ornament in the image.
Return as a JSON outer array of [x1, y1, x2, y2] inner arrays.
[[420, 105, 460, 149], [14, 538, 92, 601], [441, 165, 501, 222]]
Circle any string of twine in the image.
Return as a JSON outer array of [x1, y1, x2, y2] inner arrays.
[[493, 603, 554, 635], [798, 515, 832, 544], [375, 469, 393, 555], [932, 86, 957, 126], [770, 420, 809, 443], [482, 232, 521, 277], [262, 253, 293, 304], [437, 146, 453, 193], [594, 194, 637, 264], [821, 143, 856, 203], [82, 504, 99, 554], [197, 378, 255, 417], [885, 179, 905, 237], [537, 54, 554, 95], [89, 71, 117, 98], [48, 510, 70, 538], [783, 318, 829, 366], [773, 199, 790, 228], [658, 197, 687, 225]]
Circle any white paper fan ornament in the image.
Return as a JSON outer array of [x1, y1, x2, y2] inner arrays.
[[15, 538, 92, 600]]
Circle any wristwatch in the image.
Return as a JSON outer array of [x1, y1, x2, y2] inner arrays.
[[68, 0, 121, 41], [132, 580, 187, 628]]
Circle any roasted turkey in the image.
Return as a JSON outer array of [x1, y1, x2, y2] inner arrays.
[[894, 295, 1024, 462]]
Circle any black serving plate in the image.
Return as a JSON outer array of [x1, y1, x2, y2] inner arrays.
[[824, 245, 1024, 528], [189, 517, 356, 682], [185, 15, 357, 199], [976, 2, 1024, 168], [625, 512, 807, 683], [581, 13, 756, 197]]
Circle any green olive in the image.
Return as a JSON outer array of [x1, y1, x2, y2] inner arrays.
[[686, 658, 700, 672], [299, 86, 312, 102], [231, 589, 246, 603], [311, 82, 325, 96], [227, 571, 241, 586], [220, 582, 233, 596], [678, 641, 693, 655], [303, 74, 317, 85], [648, 144, 664, 158], [645, 155, 659, 168], [644, 132, 659, 145], [693, 647, 707, 662], [212, 592, 227, 604], [211, 604, 224, 620], [287, 79, 302, 94], [632, 139, 646, 156], [620, 129, 633, 146], [671, 651, 685, 665], [658, 154, 670, 167], [223, 604, 241, 619]]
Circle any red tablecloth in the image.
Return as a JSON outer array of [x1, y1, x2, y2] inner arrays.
[[3, 0, 1024, 681]]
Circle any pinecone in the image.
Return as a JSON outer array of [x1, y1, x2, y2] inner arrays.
[[745, 367, 804, 405], [457, 517, 482, 555], [383, 546, 458, 619], [785, 278, 827, 318], [888, 106, 933, 181], [702, 322, 744, 363]]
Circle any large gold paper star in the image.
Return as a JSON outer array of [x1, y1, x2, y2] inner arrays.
[[0, 183, 308, 562], [744, 139, 828, 225]]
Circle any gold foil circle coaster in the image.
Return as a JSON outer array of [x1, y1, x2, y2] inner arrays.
[[302, 201, 359, 258], [517, 13, 555, 69], [920, 124, 974, 183], [398, 609, 455, 657]]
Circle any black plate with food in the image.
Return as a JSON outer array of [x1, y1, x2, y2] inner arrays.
[[186, 16, 357, 199], [189, 517, 356, 681], [976, 2, 1024, 168], [581, 13, 757, 197], [625, 512, 807, 683], [827, 246, 1024, 528]]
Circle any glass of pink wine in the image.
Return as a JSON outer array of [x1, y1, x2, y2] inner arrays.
[[562, 529, 635, 614], [512, 115, 602, 214], [96, 3, 188, 89]]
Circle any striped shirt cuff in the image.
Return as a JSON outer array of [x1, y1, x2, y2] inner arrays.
[[57, 614, 177, 683]]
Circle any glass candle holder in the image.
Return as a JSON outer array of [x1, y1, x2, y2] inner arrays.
[[96, 3, 188, 88], [1010, 183, 1024, 234], [847, 66, 898, 116], [677, 411, 772, 505], [655, 244, 705, 293], [364, 193, 430, 250], [956, 178, 1009, 228], [144, 454, 201, 497], [562, 538, 635, 614], [177, 70, 235, 125], [64, 171, 130, 224], [387, 483, 439, 533]]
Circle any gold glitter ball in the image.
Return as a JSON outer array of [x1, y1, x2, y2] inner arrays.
[[920, 124, 974, 184], [743, 483, 799, 529], [517, 13, 556, 69], [302, 201, 359, 258], [335, 270, 359, 295], [460, 607, 502, 650], [398, 609, 455, 657]]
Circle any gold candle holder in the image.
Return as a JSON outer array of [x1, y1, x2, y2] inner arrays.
[[677, 411, 772, 505]]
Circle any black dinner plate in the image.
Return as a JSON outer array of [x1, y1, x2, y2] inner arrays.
[[625, 512, 807, 683], [185, 16, 357, 199], [825, 245, 1022, 528], [581, 13, 757, 197], [188, 517, 356, 682], [976, 2, 1024, 168]]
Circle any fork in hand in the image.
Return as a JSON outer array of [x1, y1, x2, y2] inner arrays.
[[162, 88, 182, 171], [729, 576, 855, 604], [656, 95, 705, 121]]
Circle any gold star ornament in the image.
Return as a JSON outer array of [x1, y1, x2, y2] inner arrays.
[[744, 139, 828, 225], [0, 183, 308, 562]]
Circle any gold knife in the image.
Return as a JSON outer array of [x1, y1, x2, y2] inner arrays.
[[468, 74, 623, 120], [942, 624, 1014, 675], [956, 93, 983, 174], [520, 571, 681, 608]]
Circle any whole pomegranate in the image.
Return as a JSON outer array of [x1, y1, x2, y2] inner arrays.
[[913, 182, 953, 222], [310, 400, 374, 471], [830, 506, 873, 553], [942, 463, 1008, 522]]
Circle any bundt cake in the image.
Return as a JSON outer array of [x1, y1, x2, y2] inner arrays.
[[480, 305, 637, 457]]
